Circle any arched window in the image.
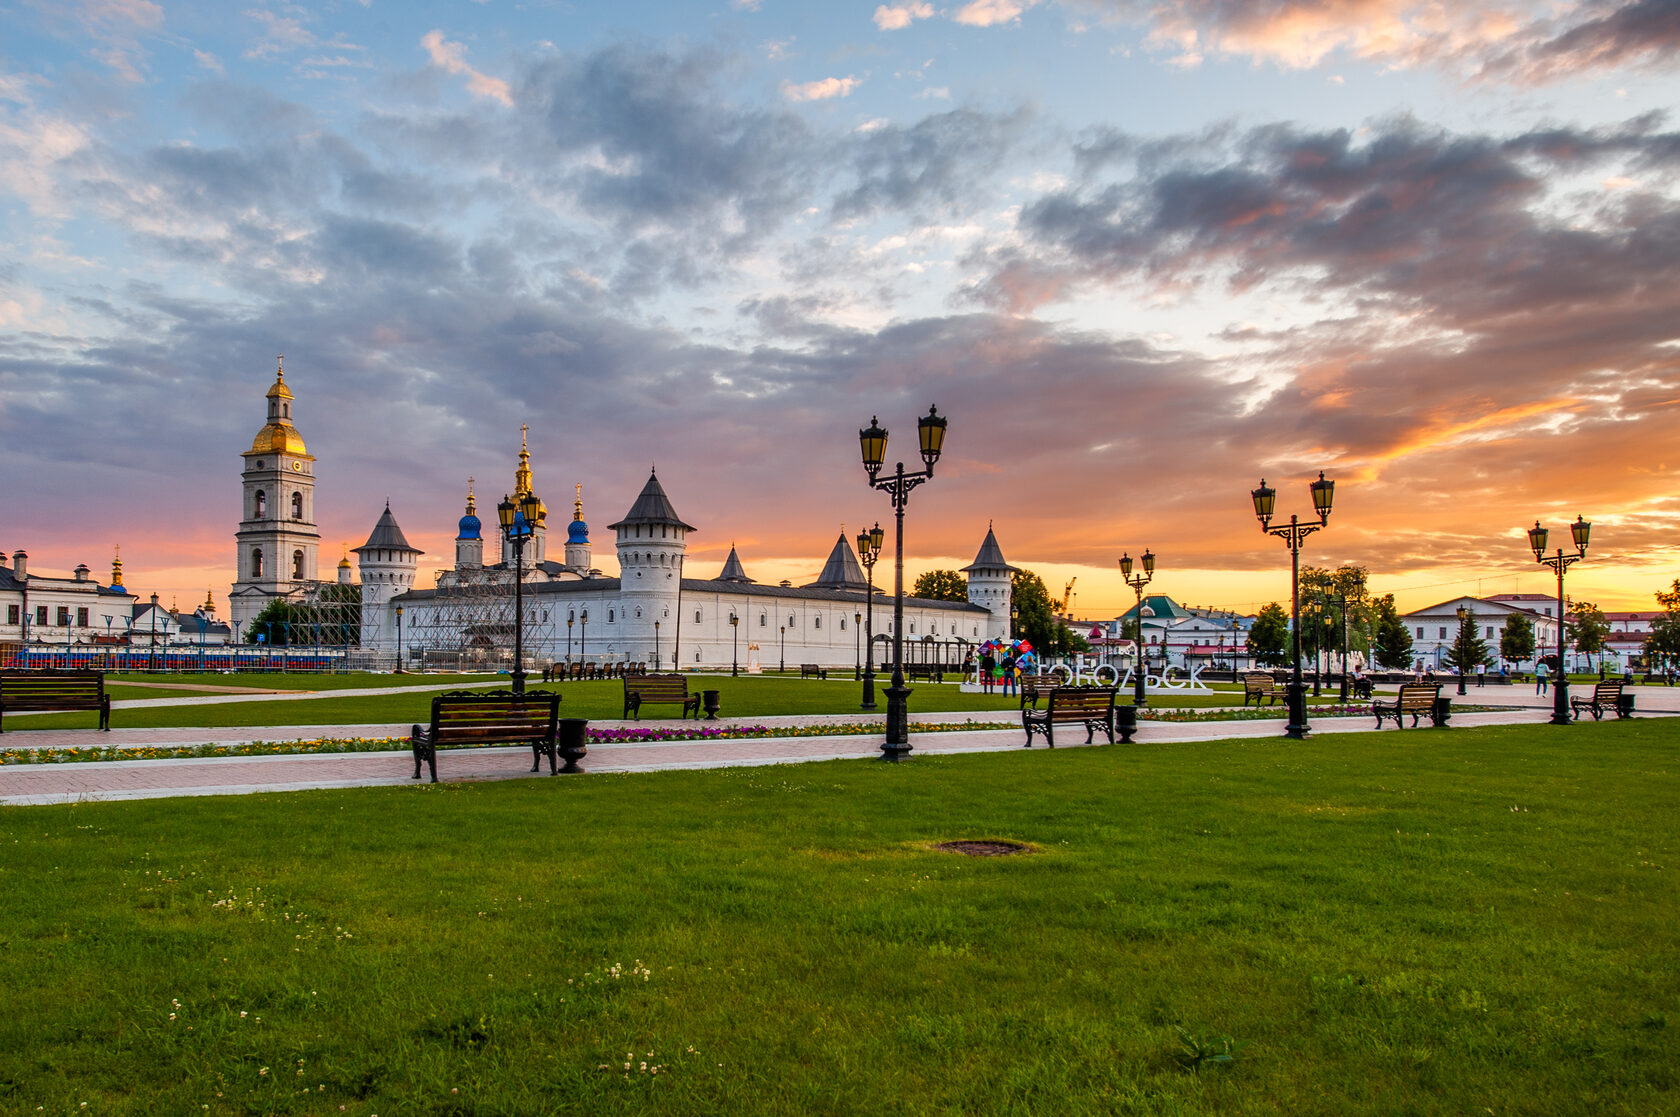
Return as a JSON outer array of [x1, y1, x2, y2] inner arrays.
[[608, 609, 615, 623], [814, 616, 821, 629], [252, 549, 264, 578], [254, 490, 267, 519], [788, 615, 795, 628], [291, 492, 303, 520], [695, 610, 702, 623], [293, 550, 305, 578], [759, 614, 767, 627]]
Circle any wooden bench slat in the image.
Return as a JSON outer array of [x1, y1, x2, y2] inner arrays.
[[1571, 681, 1628, 721], [1372, 683, 1446, 728], [411, 689, 565, 782], [0, 671, 112, 732], [623, 674, 701, 720], [1022, 686, 1119, 747]]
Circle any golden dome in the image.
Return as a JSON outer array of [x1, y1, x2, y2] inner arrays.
[[249, 423, 310, 455]]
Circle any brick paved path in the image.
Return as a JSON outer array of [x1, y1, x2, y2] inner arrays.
[[2, 684, 1673, 806]]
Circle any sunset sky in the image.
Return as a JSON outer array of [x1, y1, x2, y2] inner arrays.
[[4, 0, 1678, 622]]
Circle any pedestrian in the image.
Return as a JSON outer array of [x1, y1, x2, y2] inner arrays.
[[1476, 661, 1486, 687], [1536, 658, 1549, 695], [979, 649, 995, 694], [1001, 652, 1018, 697]]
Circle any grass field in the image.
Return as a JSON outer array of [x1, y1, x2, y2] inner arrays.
[[14, 675, 1264, 732], [1, 719, 1673, 1115]]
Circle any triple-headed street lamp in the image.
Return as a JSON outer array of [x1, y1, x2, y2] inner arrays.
[[857, 523, 884, 710], [1528, 515, 1591, 726], [496, 490, 542, 694], [1251, 472, 1336, 740], [1118, 550, 1155, 707], [859, 406, 948, 760]]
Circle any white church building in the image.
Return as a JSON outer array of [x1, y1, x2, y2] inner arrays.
[[230, 363, 1015, 671]]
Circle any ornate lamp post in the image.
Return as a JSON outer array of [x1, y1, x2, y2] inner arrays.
[[1454, 604, 1471, 696], [858, 523, 883, 709], [497, 490, 542, 694], [566, 610, 574, 667], [853, 611, 863, 680], [1251, 472, 1336, 739], [1529, 515, 1591, 726], [653, 619, 661, 671], [395, 605, 404, 674], [579, 608, 588, 668], [859, 406, 948, 760], [1118, 550, 1155, 707], [727, 612, 739, 676], [779, 624, 786, 674]]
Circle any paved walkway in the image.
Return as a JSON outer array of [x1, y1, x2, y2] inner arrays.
[[2, 683, 1673, 807]]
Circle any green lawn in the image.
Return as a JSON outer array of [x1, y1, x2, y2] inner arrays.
[[17, 675, 1265, 732], [1, 719, 1673, 1115]]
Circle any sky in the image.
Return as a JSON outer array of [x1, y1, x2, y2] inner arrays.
[[3, 0, 1678, 622]]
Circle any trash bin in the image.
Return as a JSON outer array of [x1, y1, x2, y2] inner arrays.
[[1432, 696, 1453, 727], [1115, 704, 1138, 744], [702, 690, 721, 720], [557, 718, 588, 773]]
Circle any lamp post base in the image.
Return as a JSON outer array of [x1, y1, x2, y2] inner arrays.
[[1284, 681, 1310, 740], [881, 680, 912, 759], [861, 668, 877, 710], [1550, 681, 1572, 726]]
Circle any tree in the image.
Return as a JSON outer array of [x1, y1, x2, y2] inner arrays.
[[911, 569, 968, 602], [1371, 594, 1414, 670], [1443, 609, 1491, 673], [1010, 569, 1085, 655], [1298, 565, 1374, 671], [1247, 603, 1290, 667], [1499, 611, 1535, 667], [1645, 579, 1680, 671], [1568, 600, 1610, 673]]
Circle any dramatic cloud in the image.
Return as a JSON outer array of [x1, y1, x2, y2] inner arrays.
[[874, 3, 935, 31], [420, 30, 513, 106], [782, 75, 863, 101], [1065, 0, 1680, 82], [953, 0, 1042, 27]]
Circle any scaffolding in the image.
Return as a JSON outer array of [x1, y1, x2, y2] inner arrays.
[[400, 567, 560, 674]]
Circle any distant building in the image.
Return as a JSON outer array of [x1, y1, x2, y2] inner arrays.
[[0, 548, 138, 656], [1400, 595, 1560, 671]]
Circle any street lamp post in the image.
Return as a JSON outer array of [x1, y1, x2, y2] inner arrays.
[[497, 490, 543, 694], [1250, 472, 1336, 740], [1528, 516, 1591, 726], [567, 610, 574, 667], [1118, 550, 1156, 707], [395, 605, 404, 674], [579, 609, 588, 669], [778, 624, 785, 674], [853, 611, 863, 680], [654, 620, 661, 671], [859, 406, 948, 760], [857, 523, 883, 710], [730, 612, 740, 676]]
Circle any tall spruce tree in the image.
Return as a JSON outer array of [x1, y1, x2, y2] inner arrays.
[[1247, 602, 1290, 667]]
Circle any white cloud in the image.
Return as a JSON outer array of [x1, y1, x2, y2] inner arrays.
[[873, 3, 934, 31], [952, 0, 1039, 28], [193, 49, 225, 74], [781, 75, 861, 102], [915, 85, 951, 99], [420, 30, 513, 107]]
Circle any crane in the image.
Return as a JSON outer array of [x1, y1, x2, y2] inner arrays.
[[1055, 577, 1077, 618]]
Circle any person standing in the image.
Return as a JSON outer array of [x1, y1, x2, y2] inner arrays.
[[1001, 651, 1018, 697], [1536, 658, 1549, 695], [979, 649, 996, 694], [1476, 661, 1486, 687]]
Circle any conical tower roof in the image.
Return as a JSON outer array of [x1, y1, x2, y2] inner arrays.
[[805, 533, 869, 591], [608, 470, 696, 532], [353, 502, 422, 555], [717, 545, 754, 583], [960, 525, 1019, 573]]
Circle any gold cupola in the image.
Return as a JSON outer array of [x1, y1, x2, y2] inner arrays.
[[111, 545, 124, 587], [247, 356, 312, 457], [512, 425, 547, 524]]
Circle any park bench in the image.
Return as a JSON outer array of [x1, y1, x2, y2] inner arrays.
[[0, 670, 112, 733], [1022, 686, 1119, 748], [410, 689, 563, 783], [1372, 683, 1447, 729], [799, 663, 828, 680], [1242, 673, 1281, 707], [1571, 680, 1630, 720], [1019, 672, 1070, 708], [622, 673, 701, 720]]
